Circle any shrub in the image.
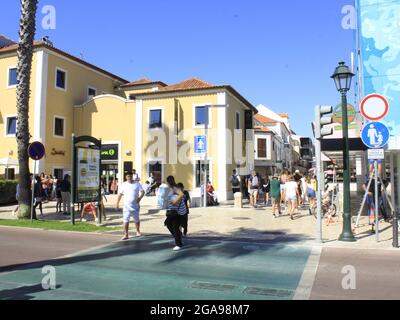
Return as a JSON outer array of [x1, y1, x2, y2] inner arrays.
[[0, 180, 18, 205]]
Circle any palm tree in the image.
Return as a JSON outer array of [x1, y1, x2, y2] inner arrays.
[[16, 0, 39, 219]]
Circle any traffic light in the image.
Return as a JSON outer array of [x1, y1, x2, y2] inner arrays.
[[315, 105, 333, 139]]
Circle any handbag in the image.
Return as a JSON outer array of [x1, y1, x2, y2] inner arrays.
[[166, 199, 183, 218]]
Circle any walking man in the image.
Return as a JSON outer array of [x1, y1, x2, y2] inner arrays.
[[116, 172, 145, 240], [230, 169, 241, 195], [248, 170, 260, 208]]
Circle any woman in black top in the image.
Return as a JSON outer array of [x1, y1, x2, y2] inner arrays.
[[33, 176, 43, 218], [262, 174, 271, 206]]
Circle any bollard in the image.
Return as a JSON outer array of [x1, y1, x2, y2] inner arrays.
[[393, 209, 399, 248], [234, 192, 243, 209]]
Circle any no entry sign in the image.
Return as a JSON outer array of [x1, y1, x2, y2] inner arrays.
[[28, 142, 46, 160], [360, 93, 389, 121]]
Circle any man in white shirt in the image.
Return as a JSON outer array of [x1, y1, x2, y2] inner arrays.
[[116, 172, 145, 240]]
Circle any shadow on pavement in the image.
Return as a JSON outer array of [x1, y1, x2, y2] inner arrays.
[[0, 229, 310, 275], [0, 284, 62, 300]]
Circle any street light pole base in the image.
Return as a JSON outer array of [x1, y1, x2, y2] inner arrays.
[[339, 232, 357, 242]]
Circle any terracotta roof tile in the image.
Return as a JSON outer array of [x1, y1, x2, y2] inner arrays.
[[122, 78, 167, 88], [161, 78, 215, 91], [255, 114, 280, 124], [125, 78, 153, 85]]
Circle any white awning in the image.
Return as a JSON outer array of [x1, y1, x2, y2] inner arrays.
[[0, 158, 19, 166]]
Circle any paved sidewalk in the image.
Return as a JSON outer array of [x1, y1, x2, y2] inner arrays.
[[0, 195, 397, 249]]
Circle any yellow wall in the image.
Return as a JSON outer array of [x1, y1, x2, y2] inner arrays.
[[0, 52, 38, 175], [43, 51, 123, 174], [141, 93, 219, 191], [74, 95, 136, 171], [122, 86, 161, 97]]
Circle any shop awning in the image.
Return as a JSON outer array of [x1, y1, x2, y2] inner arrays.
[[0, 158, 19, 166]]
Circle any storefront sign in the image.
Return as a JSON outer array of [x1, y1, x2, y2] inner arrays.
[[76, 147, 100, 203], [51, 148, 65, 156], [101, 144, 119, 161]]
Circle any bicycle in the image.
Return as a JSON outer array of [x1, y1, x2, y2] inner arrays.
[[311, 190, 337, 219]]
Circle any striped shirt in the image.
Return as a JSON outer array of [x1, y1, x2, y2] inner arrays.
[[167, 190, 186, 216]]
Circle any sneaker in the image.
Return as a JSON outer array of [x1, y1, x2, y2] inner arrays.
[[173, 246, 182, 251], [273, 214, 277, 219]]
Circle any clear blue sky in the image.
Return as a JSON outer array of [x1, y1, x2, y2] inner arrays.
[[1, 0, 356, 137]]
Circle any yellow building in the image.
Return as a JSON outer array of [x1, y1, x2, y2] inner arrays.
[[0, 36, 257, 202]]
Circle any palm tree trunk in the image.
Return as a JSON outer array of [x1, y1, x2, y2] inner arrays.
[[16, 0, 39, 219]]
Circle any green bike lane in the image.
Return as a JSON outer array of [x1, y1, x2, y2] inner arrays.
[[0, 235, 312, 300]]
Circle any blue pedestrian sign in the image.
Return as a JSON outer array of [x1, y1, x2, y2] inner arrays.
[[194, 135, 207, 154], [28, 142, 46, 160], [361, 122, 390, 149]]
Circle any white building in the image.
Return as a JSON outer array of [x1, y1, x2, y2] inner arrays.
[[255, 105, 294, 172]]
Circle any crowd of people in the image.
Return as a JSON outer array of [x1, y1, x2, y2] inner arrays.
[[13, 168, 322, 250], [230, 168, 318, 220], [14, 173, 72, 218]]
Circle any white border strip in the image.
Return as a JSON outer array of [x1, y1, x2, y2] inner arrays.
[[293, 245, 322, 300]]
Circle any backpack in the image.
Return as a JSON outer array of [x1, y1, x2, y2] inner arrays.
[[231, 175, 240, 187]]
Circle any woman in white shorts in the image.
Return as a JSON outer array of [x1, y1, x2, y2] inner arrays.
[[285, 175, 299, 220]]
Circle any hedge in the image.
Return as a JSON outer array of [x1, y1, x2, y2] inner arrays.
[[0, 180, 18, 205]]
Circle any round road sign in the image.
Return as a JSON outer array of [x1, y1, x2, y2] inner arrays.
[[360, 93, 389, 121], [361, 122, 390, 149], [28, 142, 46, 160]]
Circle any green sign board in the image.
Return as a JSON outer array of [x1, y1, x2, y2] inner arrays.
[[101, 144, 119, 161]]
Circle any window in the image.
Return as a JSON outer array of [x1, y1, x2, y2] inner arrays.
[[88, 87, 97, 98], [5, 168, 15, 180], [195, 160, 210, 188], [195, 106, 207, 126], [56, 69, 66, 90], [6, 116, 17, 136], [236, 112, 240, 130], [149, 109, 162, 129], [54, 117, 65, 137], [257, 138, 267, 158], [53, 169, 64, 180], [8, 68, 17, 87]]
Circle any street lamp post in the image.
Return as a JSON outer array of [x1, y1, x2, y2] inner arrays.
[[331, 61, 356, 242]]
